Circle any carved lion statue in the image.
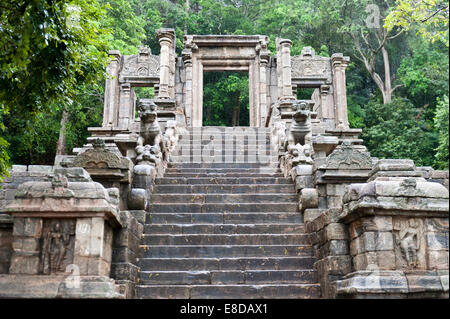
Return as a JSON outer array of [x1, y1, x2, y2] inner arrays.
[[290, 100, 312, 146], [137, 99, 162, 149]]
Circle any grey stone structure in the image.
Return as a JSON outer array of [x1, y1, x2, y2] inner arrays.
[[0, 30, 448, 298]]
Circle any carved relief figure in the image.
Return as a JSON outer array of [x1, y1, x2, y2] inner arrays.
[[396, 219, 420, 268], [40, 220, 75, 274]]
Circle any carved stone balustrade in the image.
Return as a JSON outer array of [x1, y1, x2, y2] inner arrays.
[[0, 168, 124, 298], [336, 159, 449, 298]]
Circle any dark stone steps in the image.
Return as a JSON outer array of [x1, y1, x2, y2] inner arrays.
[[163, 173, 284, 178], [164, 168, 281, 173], [138, 270, 317, 285], [138, 257, 315, 271], [155, 177, 293, 185], [166, 162, 279, 169], [142, 234, 309, 245], [144, 223, 304, 234], [150, 203, 298, 213], [139, 245, 313, 258], [146, 212, 303, 224], [150, 193, 298, 204], [152, 184, 296, 194], [136, 284, 321, 299]]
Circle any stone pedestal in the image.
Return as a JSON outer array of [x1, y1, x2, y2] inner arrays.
[[0, 168, 124, 298], [336, 159, 449, 298]]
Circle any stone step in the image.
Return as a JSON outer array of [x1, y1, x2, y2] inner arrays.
[[150, 193, 298, 204], [163, 172, 284, 178], [138, 270, 317, 285], [155, 177, 292, 185], [139, 245, 314, 258], [144, 223, 303, 234], [150, 203, 298, 213], [166, 162, 279, 169], [136, 284, 320, 299], [142, 234, 309, 245], [146, 212, 303, 224], [164, 168, 281, 174], [138, 257, 315, 271], [176, 139, 272, 145], [152, 184, 296, 194]]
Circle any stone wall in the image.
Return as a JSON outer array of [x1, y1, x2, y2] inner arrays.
[[111, 210, 144, 298], [0, 165, 54, 274]]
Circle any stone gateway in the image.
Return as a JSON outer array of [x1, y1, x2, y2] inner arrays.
[[0, 30, 448, 299]]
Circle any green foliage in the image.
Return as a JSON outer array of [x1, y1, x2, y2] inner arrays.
[[385, 0, 449, 46], [0, 0, 109, 175], [203, 72, 249, 126], [362, 98, 438, 166], [434, 95, 449, 169]]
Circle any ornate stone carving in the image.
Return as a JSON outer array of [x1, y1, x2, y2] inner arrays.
[[290, 100, 314, 146], [120, 47, 160, 81], [135, 144, 159, 166], [39, 219, 76, 275], [393, 218, 426, 269], [137, 99, 162, 149], [72, 138, 124, 169], [326, 140, 373, 169], [291, 47, 332, 81]]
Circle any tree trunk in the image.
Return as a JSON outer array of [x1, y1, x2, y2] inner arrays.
[[56, 107, 69, 155], [381, 46, 392, 104], [232, 93, 241, 126]]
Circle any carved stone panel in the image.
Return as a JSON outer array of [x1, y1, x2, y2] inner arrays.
[[72, 139, 124, 169], [393, 217, 427, 270], [326, 141, 373, 169], [39, 219, 76, 275], [119, 47, 160, 82], [291, 47, 332, 82]]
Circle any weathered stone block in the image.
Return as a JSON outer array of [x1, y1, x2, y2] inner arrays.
[[326, 196, 342, 208], [325, 223, 348, 240], [427, 250, 449, 270]]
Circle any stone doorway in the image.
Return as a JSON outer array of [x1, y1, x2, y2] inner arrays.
[[202, 71, 249, 127], [182, 35, 270, 127]]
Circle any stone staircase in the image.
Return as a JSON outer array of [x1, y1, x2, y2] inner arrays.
[[136, 127, 320, 299]]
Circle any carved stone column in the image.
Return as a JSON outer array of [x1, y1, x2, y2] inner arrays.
[[331, 53, 350, 129], [259, 47, 270, 127], [157, 29, 175, 99], [277, 38, 295, 102], [182, 48, 193, 126], [117, 83, 133, 130], [103, 50, 121, 128]]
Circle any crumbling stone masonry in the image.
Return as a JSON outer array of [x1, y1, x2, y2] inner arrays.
[[0, 30, 448, 299]]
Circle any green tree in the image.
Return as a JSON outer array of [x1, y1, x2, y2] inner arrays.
[[0, 0, 109, 175], [434, 95, 449, 169], [385, 0, 449, 46], [362, 97, 438, 166]]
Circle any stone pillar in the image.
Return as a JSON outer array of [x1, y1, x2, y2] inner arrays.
[[320, 84, 335, 129], [259, 49, 270, 127], [331, 53, 350, 129], [277, 38, 295, 102], [182, 48, 193, 126], [157, 29, 176, 99], [103, 50, 121, 128], [117, 83, 132, 130]]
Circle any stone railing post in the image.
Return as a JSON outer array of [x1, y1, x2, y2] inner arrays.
[[331, 53, 350, 130], [157, 29, 176, 99], [103, 50, 121, 128]]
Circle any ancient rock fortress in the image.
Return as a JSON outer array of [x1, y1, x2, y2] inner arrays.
[[0, 30, 448, 298]]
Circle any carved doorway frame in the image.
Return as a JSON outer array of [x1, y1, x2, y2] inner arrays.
[[182, 35, 270, 127]]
